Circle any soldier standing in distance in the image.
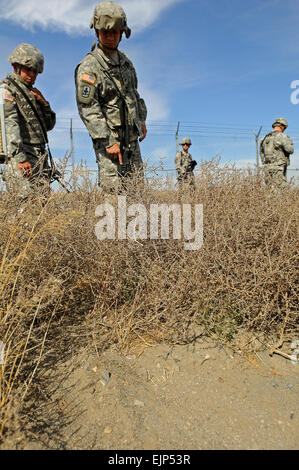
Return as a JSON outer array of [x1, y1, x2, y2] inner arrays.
[[175, 137, 196, 190], [260, 118, 294, 190], [0, 43, 56, 199], [75, 1, 147, 195]]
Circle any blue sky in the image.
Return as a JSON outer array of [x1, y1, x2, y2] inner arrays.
[[1, 0, 299, 178]]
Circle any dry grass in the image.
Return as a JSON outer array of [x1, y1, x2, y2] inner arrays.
[[0, 159, 298, 444]]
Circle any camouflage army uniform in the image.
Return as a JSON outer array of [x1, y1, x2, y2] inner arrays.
[[75, 45, 147, 194], [1, 45, 56, 198], [260, 129, 294, 190], [75, 1, 147, 194], [175, 149, 195, 188]]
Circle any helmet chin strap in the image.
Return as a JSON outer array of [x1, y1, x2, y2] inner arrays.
[[12, 64, 22, 75]]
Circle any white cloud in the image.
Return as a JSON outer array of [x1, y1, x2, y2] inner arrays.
[[0, 0, 183, 35]]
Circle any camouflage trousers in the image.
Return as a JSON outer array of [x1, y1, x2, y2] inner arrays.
[[93, 139, 144, 194], [263, 164, 288, 190], [177, 171, 195, 191], [3, 152, 51, 200]]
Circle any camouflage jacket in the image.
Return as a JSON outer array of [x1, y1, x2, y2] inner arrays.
[[0, 73, 56, 163], [75, 45, 147, 148], [260, 130, 294, 167], [175, 150, 193, 175]]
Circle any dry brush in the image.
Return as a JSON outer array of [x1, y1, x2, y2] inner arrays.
[[0, 160, 298, 442]]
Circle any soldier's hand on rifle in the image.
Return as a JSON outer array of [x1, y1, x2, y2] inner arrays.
[[17, 161, 32, 177], [106, 143, 123, 165], [30, 88, 49, 106], [139, 124, 147, 142]]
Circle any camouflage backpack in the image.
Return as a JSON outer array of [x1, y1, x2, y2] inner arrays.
[[261, 132, 276, 163]]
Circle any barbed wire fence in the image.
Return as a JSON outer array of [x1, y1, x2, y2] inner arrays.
[[51, 117, 299, 189]]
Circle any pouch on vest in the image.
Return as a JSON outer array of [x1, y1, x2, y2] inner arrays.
[[0, 87, 8, 164]]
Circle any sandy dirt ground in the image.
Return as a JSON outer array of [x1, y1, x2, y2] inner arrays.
[[5, 336, 298, 451]]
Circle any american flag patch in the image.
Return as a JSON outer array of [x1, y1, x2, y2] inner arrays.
[[4, 94, 14, 102], [81, 73, 96, 85]]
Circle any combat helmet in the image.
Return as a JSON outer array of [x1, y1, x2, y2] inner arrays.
[[272, 117, 288, 129], [8, 43, 44, 73], [90, 1, 131, 38], [179, 137, 192, 146]]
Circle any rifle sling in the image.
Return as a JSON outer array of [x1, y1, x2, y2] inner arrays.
[[6, 76, 57, 170], [88, 50, 125, 101], [88, 50, 130, 148], [6, 76, 49, 144]]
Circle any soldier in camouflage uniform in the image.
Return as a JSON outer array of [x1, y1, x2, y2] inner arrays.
[[0, 43, 56, 199], [75, 1, 147, 194], [260, 118, 294, 190], [175, 137, 196, 189]]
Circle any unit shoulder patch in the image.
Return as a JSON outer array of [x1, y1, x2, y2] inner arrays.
[[77, 78, 96, 105], [82, 85, 91, 99]]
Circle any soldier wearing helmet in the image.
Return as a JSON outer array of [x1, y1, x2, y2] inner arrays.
[[260, 117, 294, 189], [0, 43, 56, 199], [175, 137, 197, 189], [75, 1, 147, 194]]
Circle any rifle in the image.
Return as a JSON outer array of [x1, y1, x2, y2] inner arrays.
[[47, 149, 71, 193], [118, 98, 132, 178], [6, 76, 71, 193], [187, 160, 197, 172]]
